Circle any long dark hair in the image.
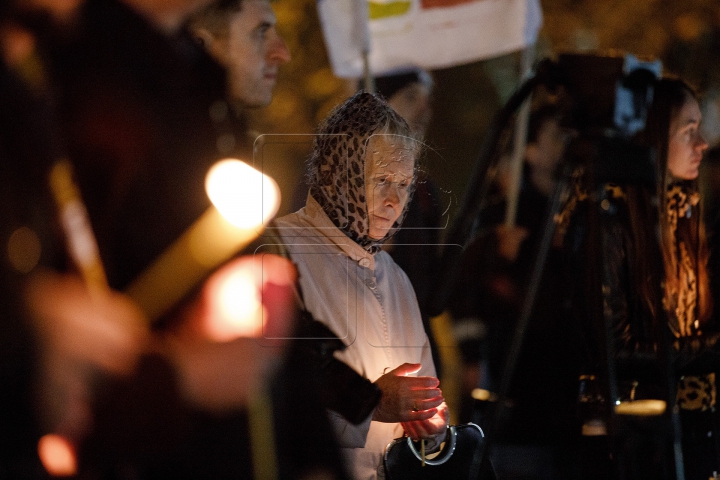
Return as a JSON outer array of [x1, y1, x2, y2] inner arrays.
[[635, 77, 712, 331]]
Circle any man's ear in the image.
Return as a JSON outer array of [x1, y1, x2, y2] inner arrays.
[[192, 27, 214, 48], [192, 27, 227, 64]]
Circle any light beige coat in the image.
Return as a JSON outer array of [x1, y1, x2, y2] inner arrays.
[[274, 195, 436, 480]]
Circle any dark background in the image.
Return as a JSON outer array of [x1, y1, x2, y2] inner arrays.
[[249, 0, 720, 231]]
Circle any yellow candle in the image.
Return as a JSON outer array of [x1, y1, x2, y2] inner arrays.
[[38, 434, 77, 477], [126, 159, 280, 322]]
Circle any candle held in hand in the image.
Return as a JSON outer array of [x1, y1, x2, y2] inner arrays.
[[126, 159, 280, 321]]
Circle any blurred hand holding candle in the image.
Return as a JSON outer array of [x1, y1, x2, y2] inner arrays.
[[26, 269, 150, 476], [126, 159, 280, 322], [180, 254, 298, 343], [167, 253, 298, 410], [30, 157, 291, 475], [124, 158, 298, 411]]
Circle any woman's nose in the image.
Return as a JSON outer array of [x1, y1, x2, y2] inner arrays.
[[696, 132, 709, 152], [383, 184, 401, 207]]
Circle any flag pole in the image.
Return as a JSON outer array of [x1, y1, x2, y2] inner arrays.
[[355, 0, 375, 93], [504, 43, 535, 228], [362, 51, 374, 93]]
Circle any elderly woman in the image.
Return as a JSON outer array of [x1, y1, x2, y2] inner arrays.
[[274, 92, 449, 479]]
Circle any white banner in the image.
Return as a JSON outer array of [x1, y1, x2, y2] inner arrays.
[[318, 0, 543, 78]]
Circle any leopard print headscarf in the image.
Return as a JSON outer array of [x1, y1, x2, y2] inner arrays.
[[307, 92, 418, 252]]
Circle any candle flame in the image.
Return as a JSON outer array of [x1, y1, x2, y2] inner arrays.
[[205, 159, 280, 229], [205, 265, 263, 341], [38, 434, 77, 477]]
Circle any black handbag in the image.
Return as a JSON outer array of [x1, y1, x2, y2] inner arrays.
[[383, 423, 495, 480]]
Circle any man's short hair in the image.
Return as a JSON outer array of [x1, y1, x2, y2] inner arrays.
[[188, 0, 245, 37]]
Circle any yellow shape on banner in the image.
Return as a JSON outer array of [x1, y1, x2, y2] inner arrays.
[[369, 0, 412, 19]]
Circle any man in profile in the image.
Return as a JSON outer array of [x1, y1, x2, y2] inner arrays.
[[189, 0, 291, 110], [1, 0, 349, 478]]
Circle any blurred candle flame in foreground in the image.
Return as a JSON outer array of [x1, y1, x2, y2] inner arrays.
[[38, 434, 77, 477], [205, 159, 280, 229], [126, 158, 280, 322], [192, 254, 298, 343], [207, 263, 263, 341]]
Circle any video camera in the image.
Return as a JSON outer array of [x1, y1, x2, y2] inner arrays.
[[554, 52, 661, 138], [433, 51, 664, 319], [548, 52, 663, 187]]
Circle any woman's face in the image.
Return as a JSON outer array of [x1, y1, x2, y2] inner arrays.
[[365, 136, 416, 240], [667, 95, 708, 180]]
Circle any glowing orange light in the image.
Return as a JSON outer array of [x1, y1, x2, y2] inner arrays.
[[471, 388, 498, 402], [38, 434, 77, 477], [614, 399, 667, 416], [204, 263, 264, 341], [126, 158, 281, 322], [205, 159, 280, 229], [7, 226, 41, 273], [403, 365, 421, 376]]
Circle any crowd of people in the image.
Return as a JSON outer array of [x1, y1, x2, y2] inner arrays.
[[3, 0, 720, 479]]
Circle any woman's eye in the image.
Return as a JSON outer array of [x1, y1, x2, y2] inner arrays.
[[683, 127, 698, 141]]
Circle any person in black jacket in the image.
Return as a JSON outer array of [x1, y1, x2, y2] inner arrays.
[[449, 103, 580, 480], [589, 77, 718, 480], [0, 1, 348, 478]]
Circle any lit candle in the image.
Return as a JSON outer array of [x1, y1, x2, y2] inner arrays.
[[125, 159, 280, 322], [38, 434, 77, 477]]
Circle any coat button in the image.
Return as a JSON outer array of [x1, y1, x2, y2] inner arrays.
[[359, 258, 370, 268]]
